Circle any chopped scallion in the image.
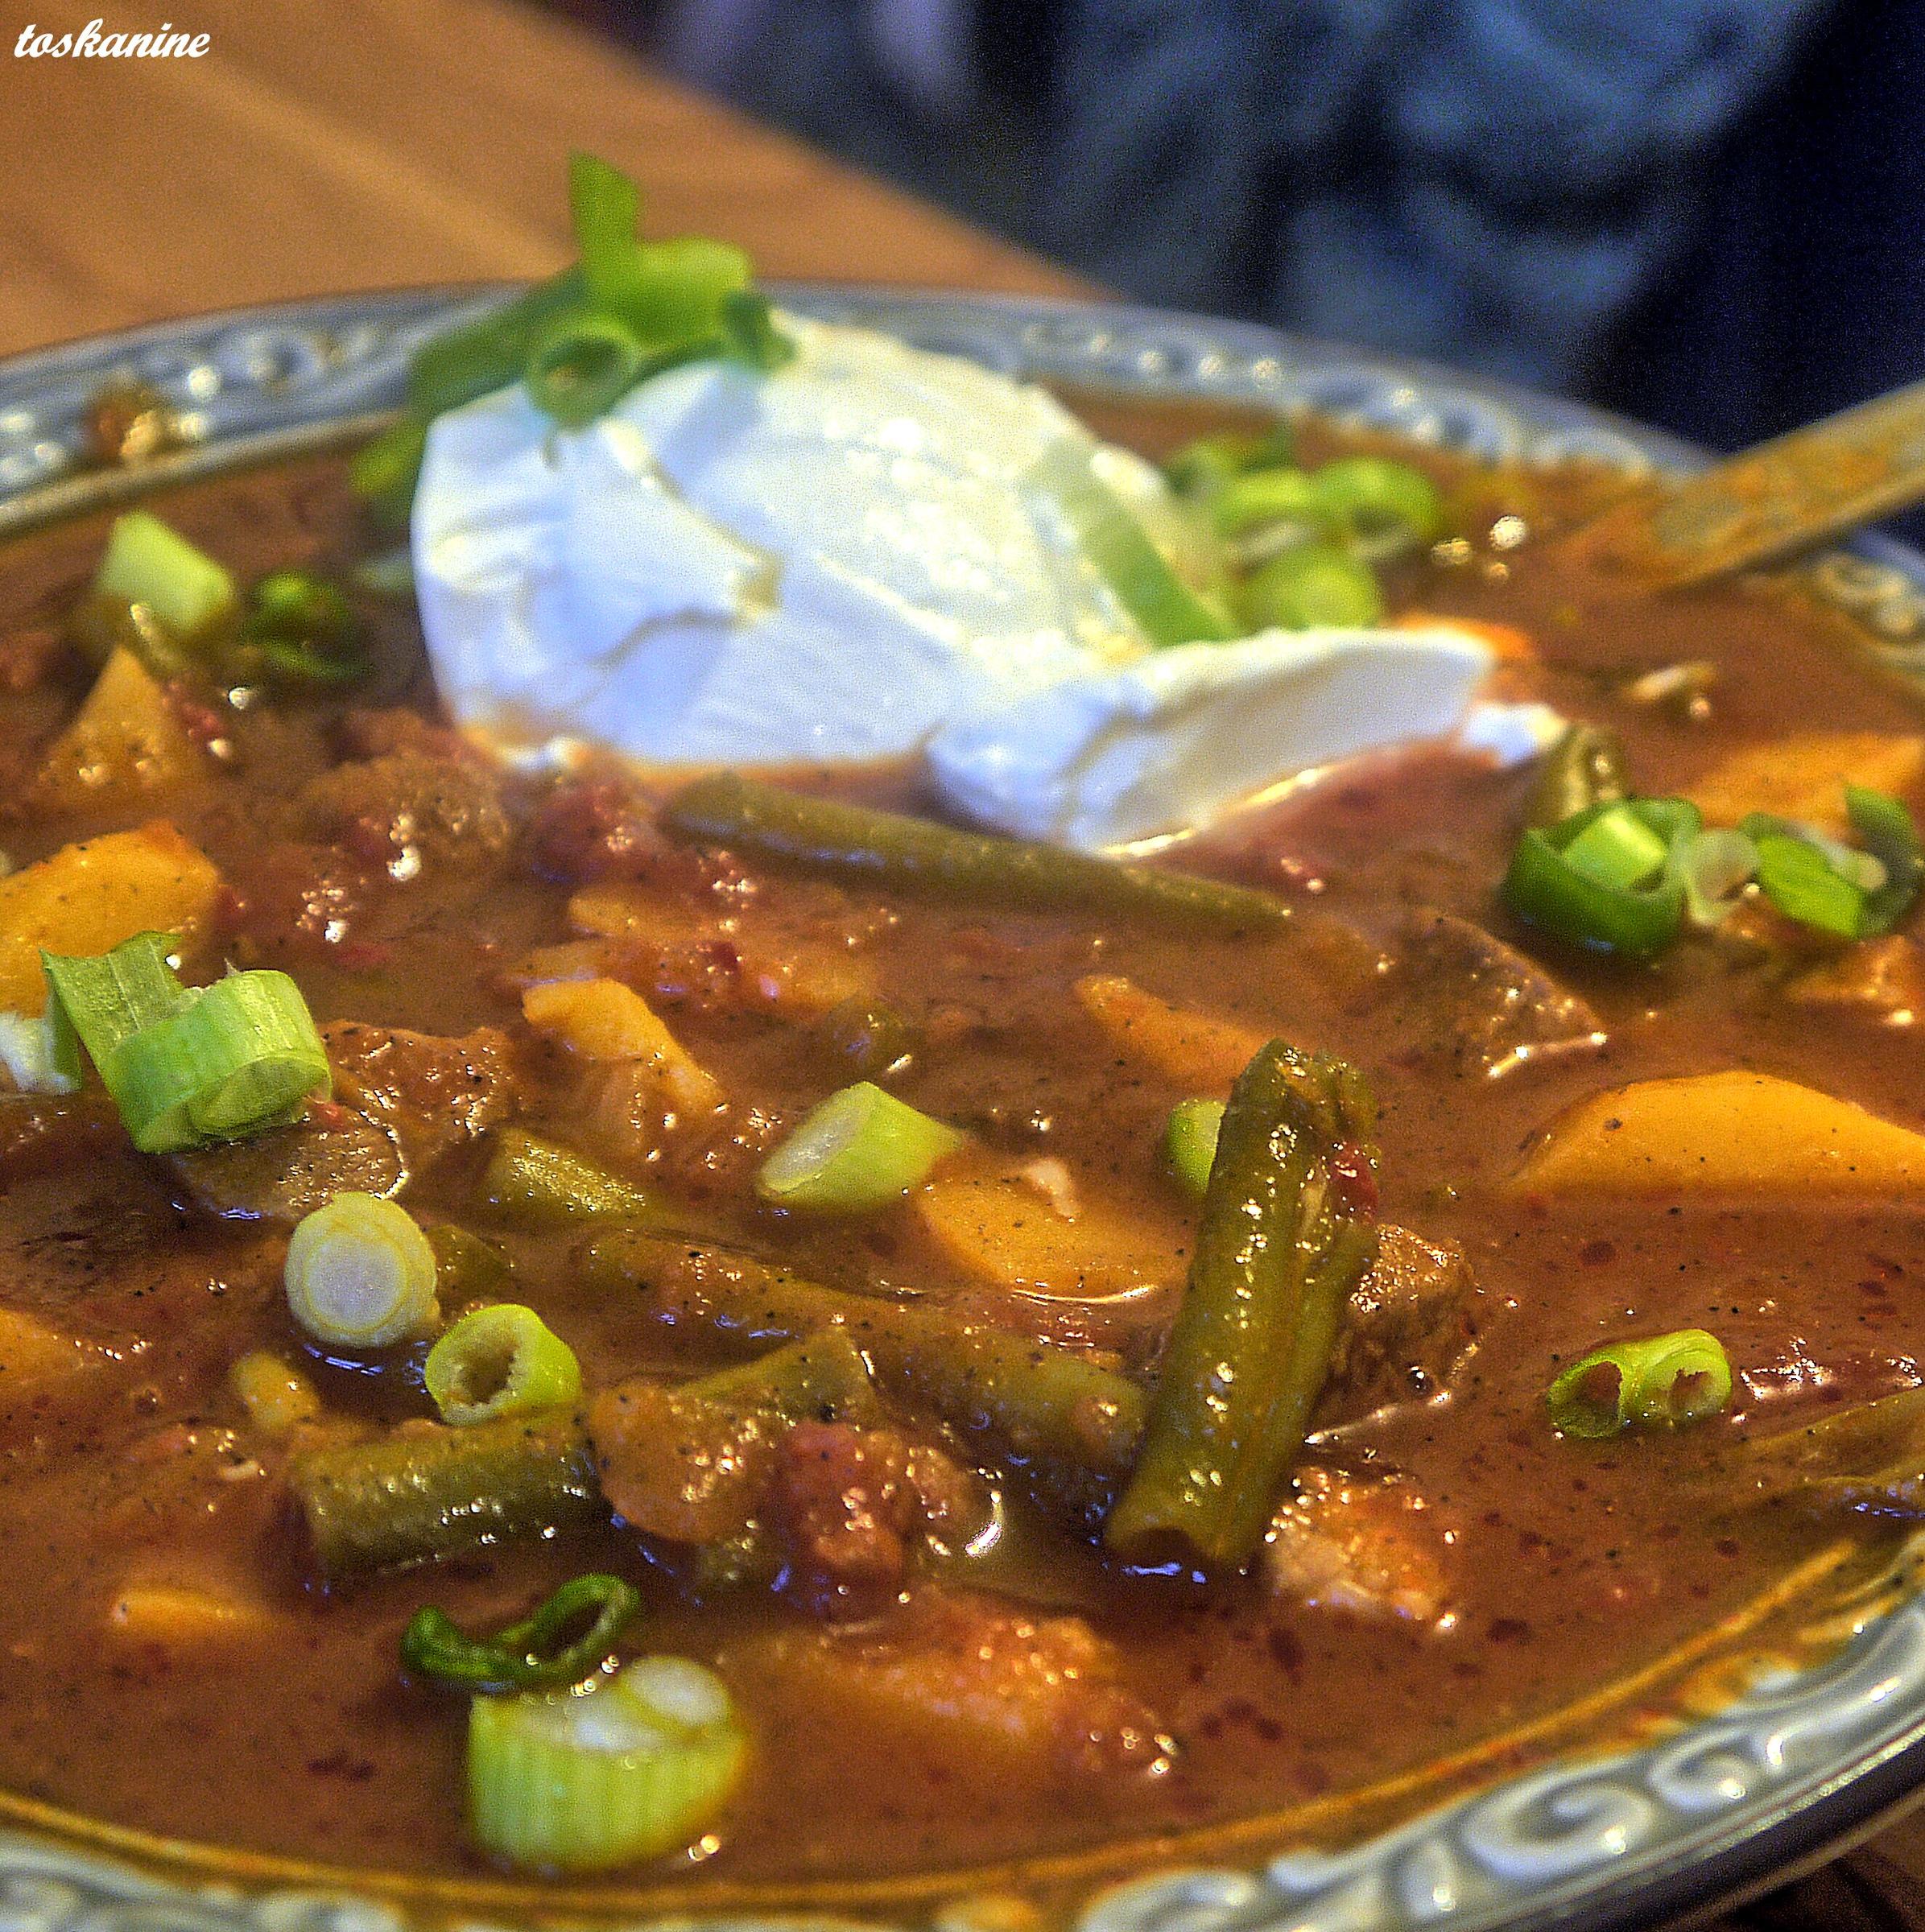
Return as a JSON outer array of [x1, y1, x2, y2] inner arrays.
[[467, 1654, 747, 1870], [1849, 785, 1923, 935], [1559, 803, 1670, 891], [93, 510, 236, 642], [1028, 443, 1240, 648], [756, 1081, 965, 1212], [1163, 1097, 1225, 1201], [1306, 456, 1444, 564], [1502, 799, 1700, 958], [404, 1572, 640, 1693], [1238, 540, 1384, 630], [286, 1192, 440, 1350], [42, 936, 331, 1154], [526, 311, 647, 430], [1547, 1329, 1733, 1439], [425, 1303, 582, 1425]]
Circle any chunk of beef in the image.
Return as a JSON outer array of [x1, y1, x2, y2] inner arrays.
[[324, 1022, 518, 1174], [1394, 909, 1605, 1078], [300, 750, 510, 871], [171, 1108, 405, 1224], [1783, 935, 1925, 1025], [1320, 1224, 1480, 1424], [774, 1420, 921, 1619], [1266, 1466, 1456, 1626]]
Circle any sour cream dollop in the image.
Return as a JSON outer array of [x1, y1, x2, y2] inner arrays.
[[414, 314, 1555, 847]]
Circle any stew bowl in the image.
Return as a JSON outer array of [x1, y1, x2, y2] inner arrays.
[[3, 288, 1925, 1932]]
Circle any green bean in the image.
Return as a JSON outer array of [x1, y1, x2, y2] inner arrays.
[[1692, 1387, 1925, 1520], [660, 774, 1290, 935], [407, 268, 590, 419], [1524, 724, 1629, 829], [1106, 1041, 1380, 1570], [481, 1129, 659, 1229], [580, 1229, 1148, 1530], [291, 1410, 600, 1584], [686, 1329, 882, 1425], [424, 1222, 516, 1304]]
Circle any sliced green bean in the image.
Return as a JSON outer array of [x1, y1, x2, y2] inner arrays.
[[1694, 1386, 1925, 1520], [1524, 724, 1628, 829], [685, 1329, 881, 1425], [481, 1129, 659, 1229], [1106, 1041, 1380, 1570], [661, 774, 1289, 934], [580, 1229, 1146, 1530], [291, 1410, 600, 1584]]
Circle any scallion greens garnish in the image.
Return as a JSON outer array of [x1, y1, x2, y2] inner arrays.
[[755, 1080, 966, 1212], [41, 932, 330, 1154], [286, 1192, 440, 1349], [1547, 1330, 1733, 1439], [351, 152, 795, 524], [403, 1573, 640, 1694], [1503, 782, 1922, 956]]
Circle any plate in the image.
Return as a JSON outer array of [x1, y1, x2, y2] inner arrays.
[[3, 287, 1925, 1932]]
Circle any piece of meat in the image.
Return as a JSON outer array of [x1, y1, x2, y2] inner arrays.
[[1320, 1224, 1481, 1424], [1782, 935, 1925, 1025], [588, 1381, 779, 1547], [170, 1108, 405, 1224], [773, 1421, 922, 1619], [528, 774, 708, 890], [1266, 1465, 1456, 1627], [324, 1022, 518, 1173], [300, 749, 511, 871], [1393, 909, 1605, 1078], [746, 1589, 1172, 1783]]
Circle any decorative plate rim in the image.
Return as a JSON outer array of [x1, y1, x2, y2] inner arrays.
[[3, 284, 1925, 1932]]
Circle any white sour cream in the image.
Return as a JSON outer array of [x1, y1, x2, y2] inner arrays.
[[413, 313, 1555, 847]]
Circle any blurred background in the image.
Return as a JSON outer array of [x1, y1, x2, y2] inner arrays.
[[554, 0, 1922, 456]]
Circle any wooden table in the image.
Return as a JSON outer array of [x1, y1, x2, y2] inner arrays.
[[0, 0, 1920, 1923], [0, 0, 1084, 359]]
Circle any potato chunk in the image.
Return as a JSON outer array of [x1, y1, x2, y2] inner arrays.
[[33, 648, 200, 809], [1072, 974, 1266, 1088], [1683, 732, 1925, 832], [915, 1162, 1180, 1299], [1508, 1071, 1925, 1197], [523, 977, 721, 1113], [0, 822, 222, 1013]]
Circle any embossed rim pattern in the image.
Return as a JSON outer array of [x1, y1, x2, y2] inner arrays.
[[3, 286, 1925, 1932]]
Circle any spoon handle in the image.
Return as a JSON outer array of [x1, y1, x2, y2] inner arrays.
[[1568, 379, 1925, 588]]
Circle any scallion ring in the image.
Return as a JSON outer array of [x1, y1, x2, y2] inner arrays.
[[403, 1573, 641, 1694], [525, 312, 647, 429], [1238, 540, 1384, 630], [756, 1081, 966, 1213], [1547, 1329, 1733, 1439], [467, 1655, 747, 1870], [286, 1192, 440, 1350], [424, 1303, 583, 1425], [1306, 456, 1444, 564], [1163, 1098, 1225, 1201], [1502, 798, 1700, 958], [1849, 785, 1923, 935]]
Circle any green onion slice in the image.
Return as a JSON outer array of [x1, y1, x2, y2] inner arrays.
[[93, 510, 236, 642], [757, 1081, 966, 1213], [467, 1654, 747, 1871], [1028, 443, 1240, 648], [42, 938, 331, 1154], [1306, 456, 1444, 564], [349, 412, 431, 526], [1238, 540, 1384, 630], [1211, 467, 1327, 542], [1749, 828, 1866, 939], [1671, 827, 1758, 929], [404, 1572, 641, 1694], [568, 150, 643, 311], [719, 289, 797, 372], [1547, 1329, 1733, 1439], [1849, 785, 1923, 935], [286, 1192, 440, 1349], [1163, 1097, 1225, 1201], [526, 311, 648, 430], [425, 1302, 583, 1426], [1502, 798, 1700, 958], [1164, 423, 1295, 500]]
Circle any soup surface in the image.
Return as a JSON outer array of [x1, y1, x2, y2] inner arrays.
[[0, 406, 1922, 1893]]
